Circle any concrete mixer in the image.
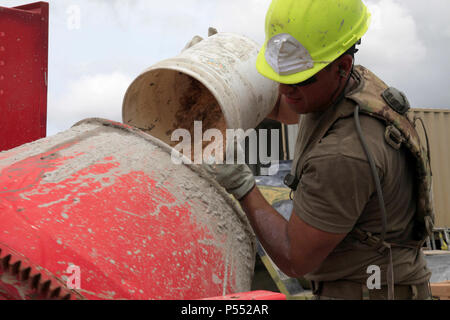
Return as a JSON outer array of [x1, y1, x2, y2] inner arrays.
[[0, 118, 257, 300], [0, 2, 288, 300]]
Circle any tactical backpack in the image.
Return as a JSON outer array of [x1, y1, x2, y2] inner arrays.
[[346, 66, 435, 299], [348, 66, 434, 249]]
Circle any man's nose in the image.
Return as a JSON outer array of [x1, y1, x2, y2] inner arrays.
[[278, 83, 296, 96]]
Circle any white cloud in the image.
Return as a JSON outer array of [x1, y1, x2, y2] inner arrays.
[[208, 0, 270, 45], [3, 0, 449, 136], [354, 0, 447, 108], [445, 26, 450, 39], [48, 72, 133, 136], [361, 0, 427, 67]]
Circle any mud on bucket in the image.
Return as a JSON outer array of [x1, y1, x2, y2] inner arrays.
[[122, 32, 278, 161]]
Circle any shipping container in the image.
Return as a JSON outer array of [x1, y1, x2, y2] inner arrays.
[[412, 109, 450, 228]]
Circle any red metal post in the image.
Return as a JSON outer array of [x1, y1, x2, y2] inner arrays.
[[0, 2, 49, 152]]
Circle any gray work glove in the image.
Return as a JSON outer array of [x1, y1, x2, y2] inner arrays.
[[202, 139, 255, 201], [182, 27, 218, 51]]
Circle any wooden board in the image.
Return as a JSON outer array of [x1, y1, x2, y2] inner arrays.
[[431, 281, 450, 300]]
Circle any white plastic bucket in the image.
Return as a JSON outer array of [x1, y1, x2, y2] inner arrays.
[[122, 32, 278, 148]]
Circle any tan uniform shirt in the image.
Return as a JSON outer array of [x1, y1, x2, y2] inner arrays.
[[291, 75, 431, 285]]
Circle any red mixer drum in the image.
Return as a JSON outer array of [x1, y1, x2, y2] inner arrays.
[[0, 118, 256, 300]]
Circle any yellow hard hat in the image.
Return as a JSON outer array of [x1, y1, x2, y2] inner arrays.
[[256, 0, 371, 84]]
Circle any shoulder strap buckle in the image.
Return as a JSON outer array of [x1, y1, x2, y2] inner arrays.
[[385, 125, 404, 150]]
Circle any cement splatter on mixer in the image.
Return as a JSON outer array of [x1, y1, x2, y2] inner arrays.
[[0, 119, 256, 300]]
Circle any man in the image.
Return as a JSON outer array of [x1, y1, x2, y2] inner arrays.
[[204, 0, 433, 300]]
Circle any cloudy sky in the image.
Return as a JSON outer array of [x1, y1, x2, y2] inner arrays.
[[3, 0, 450, 136]]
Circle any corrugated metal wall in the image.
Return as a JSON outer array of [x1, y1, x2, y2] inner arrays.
[[285, 108, 450, 228], [412, 109, 450, 228]]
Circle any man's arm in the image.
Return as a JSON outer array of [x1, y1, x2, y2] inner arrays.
[[203, 135, 376, 279], [239, 186, 347, 278], [202, 153, 347, 278], [267, 92, 300, 125]]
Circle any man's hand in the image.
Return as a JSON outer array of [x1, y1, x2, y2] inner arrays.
[[202, 139, 255, 201], [203, 161, 255, 201], [182, 27, 218, 51]]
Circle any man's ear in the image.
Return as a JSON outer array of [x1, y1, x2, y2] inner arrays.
[[337, 54, 354, 78]]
